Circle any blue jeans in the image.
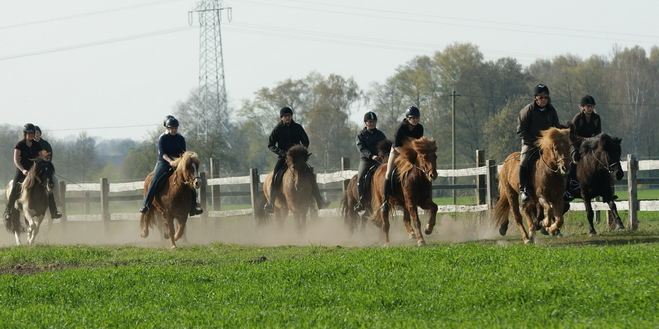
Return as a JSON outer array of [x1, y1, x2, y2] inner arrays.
[[141, 161, 172, 208]]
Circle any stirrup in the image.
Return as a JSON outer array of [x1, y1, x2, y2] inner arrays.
[[563, 191, 575, 202], [263, 202, 274, 213], [51, 211, 62, 219], [139, 205, 149, 214], [380, 202, 389, 213], [190, 205, 204, 216], [569, 179, 581, 191], [353, 202, 364, 212], [520, 191, 530, 203]]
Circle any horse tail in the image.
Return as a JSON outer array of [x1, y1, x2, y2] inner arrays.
[[4, 211, 23, 234], [141, 211, 156, 229], [340, 192, 349, 219]]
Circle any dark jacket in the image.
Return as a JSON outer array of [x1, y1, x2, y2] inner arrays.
[[157, 133, 186, 162], [268, 120, 309, 158], [38, 139, 53, 161], [517, 102, 560, 146], [393, 119, 424, 147], [572, 111, 601, 142], [356, 127, 387, 161]]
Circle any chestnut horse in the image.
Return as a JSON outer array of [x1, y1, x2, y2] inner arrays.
[[4, 157, 56, 245], [263, 145, 314, 233], [341, 140, 392, 235], [493, 127, 572, 244], [573, 133, 625, 235], [140, 151, 201, 249], [369, 137, 438, 247]]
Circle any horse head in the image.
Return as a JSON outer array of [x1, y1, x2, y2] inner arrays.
[[395, 137, 438, 182], [172, 151, 201, 189], [26, 157, 55, 192], [376, 139, 393, 163], [286, 145, 311, 191], [593, 134, 624, 180], [537, 127, 572, 176]]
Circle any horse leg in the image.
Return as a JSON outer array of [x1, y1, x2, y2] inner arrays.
[[607, 200, 625, 230], [545, 202, 564, 237], [11, 211, 22, 246], [510, 195, 531, 243], [165, 217, 177, 249], [30, 216, 45, 245], [408, 207, 426, 247], [381, 209, 391, 247], [24, 214, 37, 245], [140, 214, 150, 238], [422, 200, 438, 235], [402, 210, 415, 240], [584, 199, 598, 236], [173, 219, 187, 242]]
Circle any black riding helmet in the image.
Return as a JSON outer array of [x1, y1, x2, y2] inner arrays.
[[405, 106, 420, 118], [280, 106, 293, 117], [163, 115, 175, 127], [165, 117, 179, 128], [34, 126, 41, 133], [534, 84, 550, 96], [580, 95, 596, 106], [23, 123, 36, 133], [363, 111, 377, 122]]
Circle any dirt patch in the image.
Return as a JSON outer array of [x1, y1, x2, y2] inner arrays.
[[0, 263, 80, 276]]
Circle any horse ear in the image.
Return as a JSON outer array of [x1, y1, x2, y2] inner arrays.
[[613, 137, 622, 144]]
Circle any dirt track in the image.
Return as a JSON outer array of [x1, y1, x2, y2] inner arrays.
[[0, 213, 499, 248]]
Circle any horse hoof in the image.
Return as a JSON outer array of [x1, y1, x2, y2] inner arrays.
[[382, 242, 391, 248], [170, 245, 177, 249], [498, 223, 508, 236], [417, 240, 426, 247], [408, 233, 416, 240], [588, 232, 598, 237], [424, 227, 433, 235], [523, 239, 532, 245], [540, 227, 549, 236], [140, 232, 148, 238]]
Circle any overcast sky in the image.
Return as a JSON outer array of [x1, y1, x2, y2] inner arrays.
[[1, 0, 657, 141]]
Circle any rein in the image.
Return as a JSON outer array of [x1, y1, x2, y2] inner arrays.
[[539, 148, 571, 173], [591, 151, 619, 173]]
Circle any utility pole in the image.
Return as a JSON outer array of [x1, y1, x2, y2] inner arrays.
[[451, 90, 460, 205], [188, 0, 232, 139]]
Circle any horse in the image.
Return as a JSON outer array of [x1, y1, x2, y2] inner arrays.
[[369, 137, 438, 247], [341, 140, 392, 235], [261, 144, 314, 233], [4, 157, 56, 245], [572, 133, 625, 235], [140, 151, 201, 249], [492, 127, 573, 244]]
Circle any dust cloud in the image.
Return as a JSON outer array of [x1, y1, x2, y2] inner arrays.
[[0, 211, 501, 248]]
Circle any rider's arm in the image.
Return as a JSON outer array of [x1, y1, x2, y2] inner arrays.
[[13, 149, 27, 175], [268, 126, 285, 157]]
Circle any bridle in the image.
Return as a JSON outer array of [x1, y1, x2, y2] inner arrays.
[[592, 150, 619, 174], [179, 161, 200, 189], [540, 145, 572, 173], [413, 154, 437, 181]]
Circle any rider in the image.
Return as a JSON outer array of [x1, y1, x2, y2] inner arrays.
[[34, 125, 62, 217], [139, 116, 204, 216], [567, 95, 602, 191], [263, 106, 330, 213], [354, 111, 387, 212], [517, 84, 567, 203], [380, 106, 424, 213], [3, 123, 62, 221]]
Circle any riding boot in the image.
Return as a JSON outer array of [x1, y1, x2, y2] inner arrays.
[[264, 181, 277, 213], [518, 165, 530, 203], [380, 179, 391, 213], [189, 189, 203, 216], [48, 193, 62, 219], [354, 181, 365, 212]]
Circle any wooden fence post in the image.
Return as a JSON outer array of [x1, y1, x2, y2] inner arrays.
[[59, 181, 67, 229], [249, 168, 259, 219], [476, 150, 486, 205], [627, 154, 638, 230], [209, 158, 221, 211], [84, 191, 91, 215], [341, 157, 350, 194], [199, 172, 208, 221], [100, 178, 110, 228], [486, 159, 497, 209]]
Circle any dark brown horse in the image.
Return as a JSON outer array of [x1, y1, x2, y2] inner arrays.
[[369, 137, 438, 247], [573, 133, 625, 235], [4, 157, 56, 245], [493, 127, 573, 243], [341, 140, 392, 235], [140, 151, 201, 249], [262, 145, 314, 233]]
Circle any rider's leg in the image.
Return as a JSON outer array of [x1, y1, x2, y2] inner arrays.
[[309, 165, 330, 210], [264, 157, 287, 212], [380, 147, 398, 212], [139, 161, 171, 214], [189, 188, 203, 216], [354, 160, 369, 211], [3, 170, 25, 220], [519, 144, 532, 203], [48, 193, 62, 219]]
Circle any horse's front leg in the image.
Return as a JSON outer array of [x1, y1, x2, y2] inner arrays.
[[402, 210, 415, 240], [421, 200, 438, 235], [607, 200, 625, 230], [407, 206, 426, 247], [546, 202, 564, 237], [381, 209, 391, 247], [584, 199, 598, 236], [164, 216, 177, 249], [514, 198, 532, 244], [295, 211, 307, 234], [173, 218, 187, 242], [29, 216, 45, 245]]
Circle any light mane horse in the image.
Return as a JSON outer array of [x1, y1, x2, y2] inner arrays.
[[140, 151, 201, 249], [493, 127, 572, 244], [4, 157, 56, 245]]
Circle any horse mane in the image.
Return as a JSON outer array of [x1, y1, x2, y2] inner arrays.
[[171, 151, 200, 178], [535, 127, 571, 151], [21, 158, 50, 190], [286, 144, 310, 166], [581, 133, 620, 154], [394, 137, 437, 177]]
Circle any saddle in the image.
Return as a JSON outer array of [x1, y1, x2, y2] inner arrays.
[[360, 164, 379, 200], [154, 167, 175, 192]]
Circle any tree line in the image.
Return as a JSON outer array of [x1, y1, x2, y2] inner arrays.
[[2, 42, 658, 187]]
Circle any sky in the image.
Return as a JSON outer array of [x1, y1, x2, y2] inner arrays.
[[1, 0, 658, 142]]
